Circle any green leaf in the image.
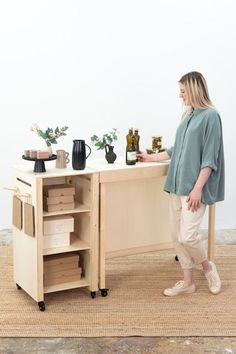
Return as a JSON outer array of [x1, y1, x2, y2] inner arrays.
[[50, 138, 57, 144]]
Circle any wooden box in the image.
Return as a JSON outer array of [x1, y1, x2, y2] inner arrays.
[[44, 195, 74, 205], [44, 252, 82, 286], [43, 200, 75, 212], [44, 268, 82, 286], [43, 215, 74, 235], [43, 184, 75, 211], [43, 184, 75, 197], [44, 252, 80, 270]]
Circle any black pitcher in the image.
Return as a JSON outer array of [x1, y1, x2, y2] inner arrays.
[[105, 144, 117, 164], [72, 140, 91, 170]]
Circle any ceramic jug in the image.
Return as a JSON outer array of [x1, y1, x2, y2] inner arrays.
[[72, 140, 91, 170], [56, 150, 70, 168], [105, 144, 117, 164]]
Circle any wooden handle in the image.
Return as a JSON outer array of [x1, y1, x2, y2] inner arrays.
[[3, 187, 19, 193], [4, 187, 31, 198]]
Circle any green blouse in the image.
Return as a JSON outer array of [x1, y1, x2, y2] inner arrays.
[[164, 107, 225, 205]]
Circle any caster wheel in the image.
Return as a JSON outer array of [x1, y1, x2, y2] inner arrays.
[[16, 283, 22, 290], [38, 301, 45, 311], [100, 288, 109, 297], [90, 291, 96, 299], [175, 255, 179, 261]]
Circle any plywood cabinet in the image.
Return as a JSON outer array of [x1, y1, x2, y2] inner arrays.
[[12, 159, 215, 311], [12, 167, 99, 311]]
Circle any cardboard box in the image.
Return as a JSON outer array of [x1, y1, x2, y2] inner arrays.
[[43, 184, 75, 197], [43, 232, 70, 249], [43, 215, 74, 235]]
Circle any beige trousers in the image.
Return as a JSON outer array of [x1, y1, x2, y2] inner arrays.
[[169, 193, 207, 269]]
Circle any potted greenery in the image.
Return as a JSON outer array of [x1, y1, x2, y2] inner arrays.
[[31, 123, 68, 156], [90, 128, 118, 163]]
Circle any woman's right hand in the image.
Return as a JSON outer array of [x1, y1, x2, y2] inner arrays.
[[137, 150, 171, 162], [136, 152, 158, 162]]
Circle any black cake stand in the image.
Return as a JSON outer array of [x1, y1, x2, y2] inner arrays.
[[22, 154, 57, 172]]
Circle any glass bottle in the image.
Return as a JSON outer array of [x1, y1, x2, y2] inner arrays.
[[126, 128, 136, 165], [134, 128, 140, 157]]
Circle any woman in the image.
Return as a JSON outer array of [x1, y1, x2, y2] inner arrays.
[[137, 71, 225, 297]]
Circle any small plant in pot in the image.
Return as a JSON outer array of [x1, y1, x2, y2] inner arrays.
[[90, 128, 118, 163]]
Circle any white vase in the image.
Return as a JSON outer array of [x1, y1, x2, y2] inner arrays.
[[42, 142, 53, 157]]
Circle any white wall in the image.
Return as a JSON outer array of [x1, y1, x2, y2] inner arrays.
[[0, 0, 235, 229]]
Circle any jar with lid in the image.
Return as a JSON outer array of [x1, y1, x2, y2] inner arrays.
[[152, 136, 162, 152]]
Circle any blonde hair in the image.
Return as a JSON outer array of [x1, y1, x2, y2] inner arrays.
[[179, 71, 213, 108]]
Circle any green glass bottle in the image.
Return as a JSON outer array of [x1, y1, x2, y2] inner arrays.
[[134, 128, 140, 161], [134, 129, 140, 152], [126, 128, 136, 165]]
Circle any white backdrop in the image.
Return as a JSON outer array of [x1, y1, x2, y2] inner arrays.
[[0, 0, 235, 229]]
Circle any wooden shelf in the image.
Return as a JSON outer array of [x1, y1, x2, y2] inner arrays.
[[43, 234, 90, 255], [44, 278, 90, 294], [43, 203, 90, 217]]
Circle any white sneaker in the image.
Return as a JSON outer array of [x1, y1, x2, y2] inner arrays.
[[205, 261, 221, 294], [163, 280, 196, 297]]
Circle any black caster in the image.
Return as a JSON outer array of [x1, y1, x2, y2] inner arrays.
[[100, 288, 109, 297], [16, 283, 21, 290], [38, 301, 45, 311], [90, 291, 96, 299], [175, 255, 179, 261]]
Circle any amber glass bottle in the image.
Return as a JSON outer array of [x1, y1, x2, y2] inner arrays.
[[126, 128, 136, 165]]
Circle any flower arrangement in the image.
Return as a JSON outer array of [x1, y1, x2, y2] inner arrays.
[[90, 128, 118, 150], [31, 123, 68, 146]]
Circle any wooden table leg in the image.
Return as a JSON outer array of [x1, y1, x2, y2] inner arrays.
[[99, 183, 106, 292], [208, 204, 215, 261]]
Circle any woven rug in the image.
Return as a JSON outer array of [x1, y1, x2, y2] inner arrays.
[[0, 245, 236, 337]]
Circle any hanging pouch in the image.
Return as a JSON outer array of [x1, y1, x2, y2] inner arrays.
[[24, 203, 35, 237], [12, 196, 22, 230]]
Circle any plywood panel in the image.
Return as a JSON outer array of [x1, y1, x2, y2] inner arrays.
[[102, 176, 172, 255]]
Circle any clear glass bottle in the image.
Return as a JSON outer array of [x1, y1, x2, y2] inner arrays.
[[126, 128, 136, 165]]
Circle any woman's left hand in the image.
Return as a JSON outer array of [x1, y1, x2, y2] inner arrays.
[[186, 188, 202, 212]]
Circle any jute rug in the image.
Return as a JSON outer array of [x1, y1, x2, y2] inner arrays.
[[0, 245, 235, 337]]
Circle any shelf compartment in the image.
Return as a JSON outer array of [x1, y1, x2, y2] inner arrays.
[[43, 250, 91, 292], [43, 233, 90, 255], [44, 278, 90, 293]]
